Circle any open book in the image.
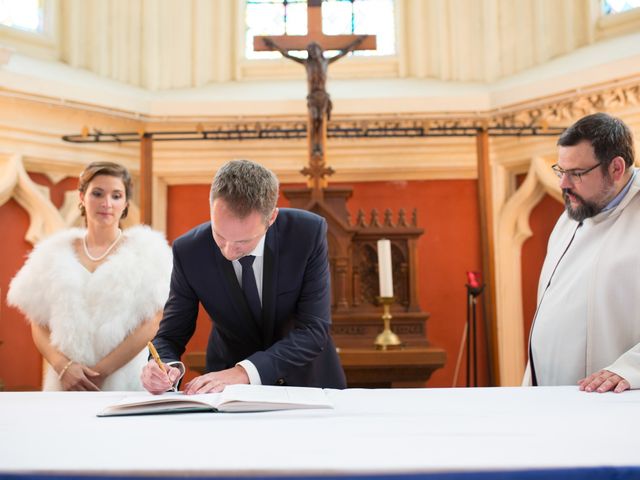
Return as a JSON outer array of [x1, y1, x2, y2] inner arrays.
[[97, 384, 333, 417]]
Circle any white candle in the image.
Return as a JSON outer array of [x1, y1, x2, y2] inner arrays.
[[377, 239, 394, 297]]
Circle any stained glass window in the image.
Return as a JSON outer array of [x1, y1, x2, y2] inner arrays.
[[602, 0, 640, 14], [0, 0, 43, 32], [245, 0, 396, 59]]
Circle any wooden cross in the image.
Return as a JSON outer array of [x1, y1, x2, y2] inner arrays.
[[254, 0, 376, 198], [253, 0, 376, 52]]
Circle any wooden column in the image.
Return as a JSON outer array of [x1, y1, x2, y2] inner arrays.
[[476, 128, 498, 385], [140, 133, 153, 225]]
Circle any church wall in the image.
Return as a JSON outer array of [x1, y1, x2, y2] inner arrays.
[[344, 179, 489, 387], [403, 0, 592, 82], [0, 175, 497, 390], [0, 199, 39, 390], [166, 178, 490, 388], [0, 173, 78, 390], [520, 193, 564, 356], [57, 0, 236, 89], [164, 179, 486, 388], [1, 86, 639, 388], [4, 0, 638, 88]]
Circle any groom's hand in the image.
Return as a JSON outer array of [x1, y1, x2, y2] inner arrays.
[[183, 365, 249, 395], [141, 360, 181, 395]]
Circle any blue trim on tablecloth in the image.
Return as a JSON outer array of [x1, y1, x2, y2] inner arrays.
[[2, 466, 640, 480]]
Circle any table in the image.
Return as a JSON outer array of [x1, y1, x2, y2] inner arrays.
[[185, 346, 446, 387], [1, 386, 639, 479]]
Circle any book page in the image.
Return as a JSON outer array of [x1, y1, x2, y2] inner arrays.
[[110, 392, 222, 408], [218, 385, 332, 412], [98, 386, 333, 416], [97, 392, 223, 416]]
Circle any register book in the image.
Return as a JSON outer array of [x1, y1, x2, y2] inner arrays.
[[97, 384, 333, 417]]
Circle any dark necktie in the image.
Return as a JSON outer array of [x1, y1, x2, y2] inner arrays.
[[238, 255, 261, 323]]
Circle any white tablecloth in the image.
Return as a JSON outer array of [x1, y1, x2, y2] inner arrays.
[[1, 386, 639, 476]]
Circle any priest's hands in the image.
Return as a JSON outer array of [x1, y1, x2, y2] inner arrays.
[[141, 360, 182, 395], [183, 365, 249, 395], [578, 369, 630, 393]]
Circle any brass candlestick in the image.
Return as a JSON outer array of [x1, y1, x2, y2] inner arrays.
[[374, 296, 402, 350]]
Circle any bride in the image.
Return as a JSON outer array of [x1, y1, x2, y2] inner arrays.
[[8, 161, 172, 391]]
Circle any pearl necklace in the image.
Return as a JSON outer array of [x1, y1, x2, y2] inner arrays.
[[83, 229, 122, 262]]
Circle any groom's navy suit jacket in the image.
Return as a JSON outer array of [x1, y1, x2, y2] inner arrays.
[[154, 208, 346, 388]]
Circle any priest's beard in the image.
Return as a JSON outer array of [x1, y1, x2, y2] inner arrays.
[[562, 175, 616, 222]]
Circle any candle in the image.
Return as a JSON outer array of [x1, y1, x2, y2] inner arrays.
[[377, 239, 394, 297]]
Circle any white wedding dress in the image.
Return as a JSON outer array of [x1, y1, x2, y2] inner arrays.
[[8, 225, 173, 390]]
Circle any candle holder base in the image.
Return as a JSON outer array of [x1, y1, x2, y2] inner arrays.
[[374, 331, 402, 351], [374, 296, 403, 350]]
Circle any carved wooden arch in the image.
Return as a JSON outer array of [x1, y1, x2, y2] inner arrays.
[[0, 155, 64, 244], [495, 156, 562, 386]]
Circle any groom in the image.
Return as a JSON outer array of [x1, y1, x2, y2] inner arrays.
[[142, 159, 346, 394]]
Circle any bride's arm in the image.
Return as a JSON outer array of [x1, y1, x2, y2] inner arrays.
[[31, 323, 100, 391], [92, 310, 162, 380]]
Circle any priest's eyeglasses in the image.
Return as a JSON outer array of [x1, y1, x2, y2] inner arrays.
[[551, 163, 600, 183]]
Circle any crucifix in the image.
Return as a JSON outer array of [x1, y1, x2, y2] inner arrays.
[[254, 0, 376, 198]]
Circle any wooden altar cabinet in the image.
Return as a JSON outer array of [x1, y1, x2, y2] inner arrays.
[[291, 184, 445, 386]]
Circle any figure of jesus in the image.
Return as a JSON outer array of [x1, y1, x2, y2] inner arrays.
[[263, 36, 366, 156]]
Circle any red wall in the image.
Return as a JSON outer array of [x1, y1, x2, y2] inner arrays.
[[167, 179, 488, 387], [1, 174, 560, 390], [520, 194, 564, 353], [0, 174, 77, 390], [1, 199, 39, 389]]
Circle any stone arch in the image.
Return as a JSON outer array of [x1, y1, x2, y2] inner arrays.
[[495, 156, 562, 385], [0, 155, 64, 245]]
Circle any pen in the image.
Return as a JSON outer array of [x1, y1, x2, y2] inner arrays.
[[147, 341, 177, 392]]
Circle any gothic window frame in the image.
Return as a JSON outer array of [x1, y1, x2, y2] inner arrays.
[[601, 0, 640, 15], [595, 0, 640, 40], [237, 0, 405, 81], [0, 0, 59, 60]]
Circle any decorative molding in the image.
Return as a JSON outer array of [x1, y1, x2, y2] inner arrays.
[[38, 170, 71, 184], [2, 78, 638, 242], [494, 156, 562, 386], [40, 78, 640, 141], [59, 189, 81, 227], [0, 46, 13, 65], [0, 155, 64, 244], [152, 177, 168, 234], [0, 155, 19, 207], [2, 60, 639, 137], [496, 80, 640, 127]]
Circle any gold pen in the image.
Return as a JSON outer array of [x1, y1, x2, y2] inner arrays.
[[147, 341, 177, 392]]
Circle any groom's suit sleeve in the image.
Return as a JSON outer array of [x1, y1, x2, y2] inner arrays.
[[152, 237, 200, 362]]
